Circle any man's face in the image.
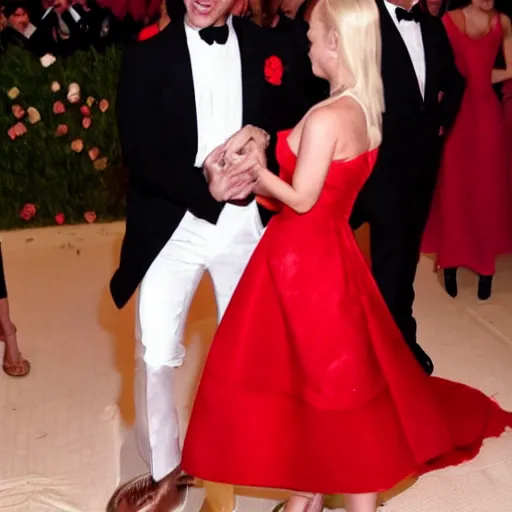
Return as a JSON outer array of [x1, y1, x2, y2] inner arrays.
[[278, 0, 304, 18], [43, 0, 70, 15], [385, 0, 414, 9], [9, 7, 29, 32], [184, 0, 236, 28], [426, 0, 442, 16]]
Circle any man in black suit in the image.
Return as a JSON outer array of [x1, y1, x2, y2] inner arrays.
[[107, 0, 324, 509], [0, 0, 55, 55], [350, 0, 464, 375]]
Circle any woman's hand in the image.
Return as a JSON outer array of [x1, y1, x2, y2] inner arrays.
[[223, 125, 270, 164]]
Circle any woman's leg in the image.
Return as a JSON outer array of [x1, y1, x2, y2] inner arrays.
[[344, 493, 378, 512], [284, 494, 323, 512], [0, 298, 30, 376], [0, 297, 20, 358]]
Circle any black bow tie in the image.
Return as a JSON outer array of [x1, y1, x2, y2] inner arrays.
[[199, 25, 229, 45], [395, 7, 420, 23]]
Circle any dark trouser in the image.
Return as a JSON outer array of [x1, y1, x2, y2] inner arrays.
[[351, 170, 437, 350], [0, 243, 7, 300]]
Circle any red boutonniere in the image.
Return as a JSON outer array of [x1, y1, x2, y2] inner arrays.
[[264, 56, 283, 86]]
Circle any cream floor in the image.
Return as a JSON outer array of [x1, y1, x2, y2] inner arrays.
[[1, 223, 512, 512]]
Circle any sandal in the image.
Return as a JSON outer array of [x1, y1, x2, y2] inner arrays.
[[0, 325, 31, 377]]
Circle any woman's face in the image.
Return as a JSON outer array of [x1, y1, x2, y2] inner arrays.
[[471, 0, 494, 12], [307, 4, 333, 79]]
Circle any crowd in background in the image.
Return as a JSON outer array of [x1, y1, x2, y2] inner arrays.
[[1, 0, 510, 60], [0, 0, 147, 57]]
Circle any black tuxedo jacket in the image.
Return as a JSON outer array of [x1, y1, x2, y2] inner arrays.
[[110, 15, 325, 309], [353, 0, 464, 218], [0, 25, 55, 57]]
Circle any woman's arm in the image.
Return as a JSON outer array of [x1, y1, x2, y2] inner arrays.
[[492, 14, 512, 83], [255, 107, 338, 214]]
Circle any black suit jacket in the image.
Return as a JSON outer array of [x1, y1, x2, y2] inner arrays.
[[110, 16, 323, 309], [352, 0, 464, 224]]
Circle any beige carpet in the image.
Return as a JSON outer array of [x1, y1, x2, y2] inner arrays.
[[1, 223, 512, 512]]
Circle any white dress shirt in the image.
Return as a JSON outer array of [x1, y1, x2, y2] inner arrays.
[[185, 16, 243, 167], [383, 0, 426, 98]]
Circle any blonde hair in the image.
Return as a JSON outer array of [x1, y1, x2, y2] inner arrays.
[[322, 0, 384, 149]]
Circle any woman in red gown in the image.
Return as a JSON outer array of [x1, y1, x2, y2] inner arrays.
[[421, 1, 512, 300], [182, 0, 512, 510], [503, 77, 512, 194]]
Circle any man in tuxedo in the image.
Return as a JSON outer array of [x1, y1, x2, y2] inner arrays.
[[350, 0, 464, 375], [107, 0, 324, 509], [0, 0, 55, 55]]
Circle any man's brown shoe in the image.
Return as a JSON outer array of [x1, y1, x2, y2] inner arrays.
[[106, 469, 192, 512]]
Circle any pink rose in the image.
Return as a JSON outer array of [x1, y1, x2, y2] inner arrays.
[[8, 122, 27, 140], [80, 105, 91, 116], [53, 101, 66, 114], [20, 203, 37, 221], [99, 99, 109, 113], [71, 139, 84, 152], [12, 104, 25, 119], [88, 147, 100, 161], [55, 213, 65, 225], [56, 124, 69, 137], [82, 117, 92, 129], [84, 210, 96, 223]]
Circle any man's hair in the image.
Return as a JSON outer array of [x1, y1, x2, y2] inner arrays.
[[3, 0, 30, 17]]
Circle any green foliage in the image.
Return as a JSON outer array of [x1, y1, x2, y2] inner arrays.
[[0, 44, 125, 230]]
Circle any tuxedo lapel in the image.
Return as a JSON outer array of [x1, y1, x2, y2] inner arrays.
[[233, 17, 263, 126], [161, 21, 198, 157], [377, 0, 424, 104], [420, 18, 436, 107]]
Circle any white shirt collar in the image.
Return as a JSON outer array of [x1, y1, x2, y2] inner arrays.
[[383, 0, 417, 24], [184, 14, 234, 41]]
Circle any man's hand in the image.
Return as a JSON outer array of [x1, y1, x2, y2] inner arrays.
[[209, 169, 257, 202], [225, 145, 266, 201], [204, 144, 259, 202]]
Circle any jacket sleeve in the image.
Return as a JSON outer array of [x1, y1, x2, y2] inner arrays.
[[437, 21, 465, 134], [116, 40, 224, 222]]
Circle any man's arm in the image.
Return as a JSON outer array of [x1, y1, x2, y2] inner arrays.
[[492, 14, 512, 83], [116, 40, 224, 222], [438, 21, 465, 134]]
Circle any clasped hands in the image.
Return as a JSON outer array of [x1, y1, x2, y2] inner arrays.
[[204, 125, 269, 203]]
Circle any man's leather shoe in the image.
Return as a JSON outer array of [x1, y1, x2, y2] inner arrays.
[[106, 470, 193, 512]]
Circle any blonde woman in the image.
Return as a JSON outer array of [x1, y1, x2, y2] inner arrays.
[[181, 0, 512, 511]]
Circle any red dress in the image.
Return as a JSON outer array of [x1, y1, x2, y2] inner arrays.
[[181, 130, 512, 494], [503, 79, 512, 192], [422, 14, 511, 275]]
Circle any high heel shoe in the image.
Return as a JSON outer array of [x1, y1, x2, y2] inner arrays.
[[0, 325, 30, 377], [443, 267, 458, 298], [478, 275, 493, 301]]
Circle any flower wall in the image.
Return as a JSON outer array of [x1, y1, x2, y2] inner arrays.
[[0, 45, 125, 230]]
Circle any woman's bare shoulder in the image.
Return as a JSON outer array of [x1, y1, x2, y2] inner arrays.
[[500, 13, 512, 34]]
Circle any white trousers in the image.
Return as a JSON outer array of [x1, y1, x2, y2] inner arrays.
[[134, 201, 263, 481]]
